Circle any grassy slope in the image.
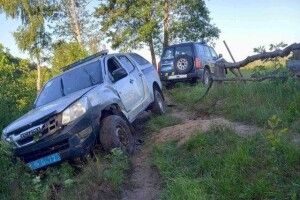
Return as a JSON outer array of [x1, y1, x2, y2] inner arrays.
[[0, 147, 129, 200], [168, 78, 300, 131], [153, 127, 300, 200], [155, 67, 300, 199]]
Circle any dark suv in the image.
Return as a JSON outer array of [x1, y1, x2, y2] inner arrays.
[[158, 42, 220, 86]]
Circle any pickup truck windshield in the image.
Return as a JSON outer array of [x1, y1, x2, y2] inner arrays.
[[35, 61, 102, 107]]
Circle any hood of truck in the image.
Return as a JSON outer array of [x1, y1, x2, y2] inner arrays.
[[3, 87, 95, 137]]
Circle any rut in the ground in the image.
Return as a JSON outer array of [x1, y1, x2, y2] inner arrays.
[[120, 104, 260, 200]]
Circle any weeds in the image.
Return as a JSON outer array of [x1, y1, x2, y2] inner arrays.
[[169, 76, 300, 130], [146, 114, 182, 132], [0, 145, 129, 200], [152, 125, 300, 200]]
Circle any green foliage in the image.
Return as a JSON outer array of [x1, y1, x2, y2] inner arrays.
[[51, 41, 88, 74], [146, 114, 182, 132], [0, 45, 36, 131], [95, 0, 219, 61], [0, 144, 129, 199], [169, 72, 300, 130], [153, 126, 300, 200], [96, 0, 161, 52], [168, 0, 220, 43], [60, 149, 129, 200]]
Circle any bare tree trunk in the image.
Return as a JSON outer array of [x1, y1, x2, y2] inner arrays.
[[36, 60, 41, 92], [149, 38, 157, 67], [163, 0, 170, 49], [69, 0, 83, 45]]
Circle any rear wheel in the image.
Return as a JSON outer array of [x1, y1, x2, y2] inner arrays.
[[203, 68, 212, 86], [100, 115, 135, 154], [151, 89, 166, 115]]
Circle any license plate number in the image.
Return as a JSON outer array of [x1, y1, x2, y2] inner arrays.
[[28, 153, 61, 170], [168, 74, 187, 80]]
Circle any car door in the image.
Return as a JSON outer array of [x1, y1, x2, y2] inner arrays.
[[106, 56, 142, 117], [115, 55, 146, 117]]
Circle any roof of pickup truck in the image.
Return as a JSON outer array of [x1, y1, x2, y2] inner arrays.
[[62, 50, 109, 72]]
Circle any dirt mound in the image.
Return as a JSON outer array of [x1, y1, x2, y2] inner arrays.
[[153, 117, 261, 145]]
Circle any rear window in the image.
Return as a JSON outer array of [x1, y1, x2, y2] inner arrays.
[[175, 45, 193, 57], [162, 48, 174, 60], [35, 61, 102, 107], [129, 53, 150, 65]]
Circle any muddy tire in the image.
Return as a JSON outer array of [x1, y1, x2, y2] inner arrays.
[[100, 115, 135, 154], [151, 89, 166, 115], [203, 68, 212, 86]]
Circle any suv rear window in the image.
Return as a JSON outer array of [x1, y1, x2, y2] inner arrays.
[[162, 48, 174, 60], [175, 45, 193, 57], [35, 61, 103, 107]]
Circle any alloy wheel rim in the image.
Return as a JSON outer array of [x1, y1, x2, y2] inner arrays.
[[177, 58, 188, 70]]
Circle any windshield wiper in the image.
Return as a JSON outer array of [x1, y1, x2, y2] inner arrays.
[[83, 68, 96, 85], [60, 78, 65, 96]]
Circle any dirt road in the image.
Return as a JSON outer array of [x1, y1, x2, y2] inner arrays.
[[120, 100, 260, 200]]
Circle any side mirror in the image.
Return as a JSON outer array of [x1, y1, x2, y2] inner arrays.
[[112, 68, 128, 82], [219, 54, 223, 58]]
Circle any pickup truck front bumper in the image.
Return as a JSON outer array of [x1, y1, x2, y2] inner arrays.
[[14, 112, 99, 170]]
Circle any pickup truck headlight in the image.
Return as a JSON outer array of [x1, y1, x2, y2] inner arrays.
[[62, 97, 89, 125]]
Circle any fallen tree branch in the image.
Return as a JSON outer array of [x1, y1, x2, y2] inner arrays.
[[217, 43, 300, 69]]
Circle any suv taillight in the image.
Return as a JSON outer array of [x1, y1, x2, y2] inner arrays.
[[157, 61, 161, 71], [195, 57, 202, 69]]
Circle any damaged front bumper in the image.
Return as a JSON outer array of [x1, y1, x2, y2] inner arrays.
[[13, 112, 99, 170]]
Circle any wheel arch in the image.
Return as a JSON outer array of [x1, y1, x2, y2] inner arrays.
[[100, 103, 127, 122], [152, 81, 164, 100]]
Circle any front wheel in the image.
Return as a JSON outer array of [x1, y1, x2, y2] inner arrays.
[[151, 89, 166, 115], [100, 115, 135, 154]]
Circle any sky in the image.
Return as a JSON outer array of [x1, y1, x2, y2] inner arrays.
[[0, 0, 299, 62]]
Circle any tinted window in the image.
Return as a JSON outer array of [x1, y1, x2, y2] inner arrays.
[[204, 46, 212, 58], [209, 47, 218, 58], [129, 53, 150, 65], [175, 45, 193, 57], [162, 48, 174, 60], [35, 78, 63, 107], [116, 55, 135, 72], [35, 61, 103, 107], [195, 44, 205, 56]]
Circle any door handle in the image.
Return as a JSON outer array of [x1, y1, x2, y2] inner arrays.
[[130, 79, 134, 84]]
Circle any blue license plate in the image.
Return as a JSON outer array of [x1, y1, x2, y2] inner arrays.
[[28, 153, 61, 170]]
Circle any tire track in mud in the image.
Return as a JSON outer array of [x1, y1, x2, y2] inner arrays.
[[120, 102, 260, 200]]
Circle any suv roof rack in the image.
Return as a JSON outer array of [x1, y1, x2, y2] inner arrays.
[[62, 49, 109, 71]]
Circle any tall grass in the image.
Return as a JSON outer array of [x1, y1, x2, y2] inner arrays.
[[169, 78, 300, 130], [0, 146, 129, 200], [152, 126, 300, 200]]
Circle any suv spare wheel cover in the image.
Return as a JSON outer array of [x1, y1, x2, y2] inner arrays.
[[174, 55, 193, 74]]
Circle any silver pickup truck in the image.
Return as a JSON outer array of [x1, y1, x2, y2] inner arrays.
[[2, 51, 165, 170]]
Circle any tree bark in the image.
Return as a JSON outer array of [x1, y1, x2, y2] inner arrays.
[[36, 59, 41, 92], [149, 38, 157, 67], [216, 43, 300, 69], [68, 0, 83, 45], [163, 0, 170, 49]]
